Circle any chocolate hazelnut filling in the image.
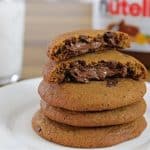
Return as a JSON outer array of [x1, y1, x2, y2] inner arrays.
[[53, 32, 127, 60], [108, 20, 139, 37], [57, 60, 141, 83]]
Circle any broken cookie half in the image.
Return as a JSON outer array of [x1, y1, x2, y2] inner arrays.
[[48, 30, 130, 61], [43, 50, 147, 83]]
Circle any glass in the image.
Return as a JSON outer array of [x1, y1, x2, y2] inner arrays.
[[0, 0, 25, 85]]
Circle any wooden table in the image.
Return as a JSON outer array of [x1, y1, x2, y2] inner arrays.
[[23, 0, 150, 81]]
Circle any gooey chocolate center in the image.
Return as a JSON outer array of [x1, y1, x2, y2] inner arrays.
[[54, 32, 120, 59], [63, 61, 130, 83]]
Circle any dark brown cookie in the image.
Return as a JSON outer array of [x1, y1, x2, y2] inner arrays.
[[32, 111, 146, 148], [48, 30, 130, 61], [41, 100, 146, 127], [38, 79, 146, 111], [43, 50, 147, 83]]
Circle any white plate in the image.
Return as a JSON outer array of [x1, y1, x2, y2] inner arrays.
[[0, 78, 150, 150]]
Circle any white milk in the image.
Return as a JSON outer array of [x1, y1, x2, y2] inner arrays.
[[0, 0, 25, 84]]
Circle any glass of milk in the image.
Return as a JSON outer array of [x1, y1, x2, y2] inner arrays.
[[0, 0, 25, 85]]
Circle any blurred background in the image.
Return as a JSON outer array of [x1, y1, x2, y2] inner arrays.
[[23, 0, 91, 79], [0, 0, 149, 86], [24, 0, 150, 81]]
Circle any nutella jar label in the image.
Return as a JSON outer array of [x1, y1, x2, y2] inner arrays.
[[92, 0, 150, 52]]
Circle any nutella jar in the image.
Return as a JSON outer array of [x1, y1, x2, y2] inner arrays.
[[92, 0, 150, 67]]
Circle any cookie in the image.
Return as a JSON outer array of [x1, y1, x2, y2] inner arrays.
[[38, 79, 146, 111], [43, 50, 147, 83], [41, 100, 146, 127], [48, 30, 130, 61], [32, 111, 146, 148]]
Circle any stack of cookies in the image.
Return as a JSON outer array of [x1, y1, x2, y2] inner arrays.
[[32, 30, 148, 148]]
